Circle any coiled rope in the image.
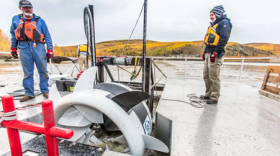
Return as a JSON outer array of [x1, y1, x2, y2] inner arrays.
[[160, 93, 205, 108], [0, 110, 18, 128]]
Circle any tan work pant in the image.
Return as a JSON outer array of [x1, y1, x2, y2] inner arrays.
[[203, 53, 224, 101], [79, 55, 88, 71]]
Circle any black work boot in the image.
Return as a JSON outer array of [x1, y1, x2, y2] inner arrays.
[[43, 92, 49, 99], [207, 99, 218, 104], [200, 95, 210, 100], [19, 95, 35, 102]]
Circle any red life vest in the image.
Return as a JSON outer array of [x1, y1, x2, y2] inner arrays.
[[14, 14, 45, 43]]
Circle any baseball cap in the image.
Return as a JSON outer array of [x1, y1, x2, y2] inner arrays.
[[19, 0, 33, 8]]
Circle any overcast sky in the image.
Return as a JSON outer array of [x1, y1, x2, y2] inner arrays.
[[1, 0, 279, 46]]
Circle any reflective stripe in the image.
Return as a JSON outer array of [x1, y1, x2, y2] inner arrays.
[[30, 23, 37, 28]]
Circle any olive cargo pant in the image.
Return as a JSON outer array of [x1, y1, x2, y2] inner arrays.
[[79, 55, 88, 71], [203, 53, 224, 101]]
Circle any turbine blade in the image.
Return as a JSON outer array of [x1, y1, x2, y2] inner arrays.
[[74, 67, 97, 92], [74, 105, 104, 124], [76, 133, 86, 143], [88, 134, 101, 146], [106, 144, 111, 151], [111, 91, 150, 111], [104, 115, 119, 131], [60, 126, 90, 142], [111, 135, 127, 144], [141, 134, 169, 153], [58, 106, 91, 127], [49, 83, 61, 103], [82, 129, 98, 145]]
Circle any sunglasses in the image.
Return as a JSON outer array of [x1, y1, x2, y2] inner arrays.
[[22, 7, 33, 10]]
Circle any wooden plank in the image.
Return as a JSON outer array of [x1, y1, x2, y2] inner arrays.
[[259, 89, 280, 102], [267, 66, 280, 74], [268, 75, 280, 85], [278, 74, 280, 87], [264, 85, 280, 95], [261, 71, 270, 90]]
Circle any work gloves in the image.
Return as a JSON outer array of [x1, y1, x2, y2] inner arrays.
[[215, 47, 224, 59], [202, 52, 206, 60], [46, 50, 53, 60], [11, 48, 18, 59], [210, 52, 217, 62]]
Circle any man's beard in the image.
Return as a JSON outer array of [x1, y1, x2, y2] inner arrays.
[[24, 12, 33, 18]]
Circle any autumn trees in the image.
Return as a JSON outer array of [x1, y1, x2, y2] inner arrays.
[[0, 28, 275, 57], [0, 29, 11, 52]]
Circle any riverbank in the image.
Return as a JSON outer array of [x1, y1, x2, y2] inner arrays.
[[0, 56, 276, 63], [0, 55, 12, 60], [152, 57, 273, 63]]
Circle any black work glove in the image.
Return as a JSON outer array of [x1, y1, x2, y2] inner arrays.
[[215, 47, 224, 58], [218, 52, 224, 58]]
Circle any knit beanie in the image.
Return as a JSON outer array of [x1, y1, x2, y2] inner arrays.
[[210, 5, 225, 18]]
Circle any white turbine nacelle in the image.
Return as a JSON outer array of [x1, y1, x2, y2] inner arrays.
[[49, 67, 169, 156]]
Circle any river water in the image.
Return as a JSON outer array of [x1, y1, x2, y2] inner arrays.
[[0, 60, 277, 89], [0, 59, 275, 119]]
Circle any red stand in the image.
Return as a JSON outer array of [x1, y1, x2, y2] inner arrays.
[[1, 95, 74, 156]]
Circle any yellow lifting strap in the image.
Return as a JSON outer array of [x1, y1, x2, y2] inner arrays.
[[131, 56, 142, 81], [134, 56, 138, 71]]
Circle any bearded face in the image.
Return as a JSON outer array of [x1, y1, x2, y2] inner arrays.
[[20, 7, 33, 18]]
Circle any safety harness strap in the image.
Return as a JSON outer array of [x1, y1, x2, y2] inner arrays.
[[34, 16, 41, 22], [18, 14, 41, 22]]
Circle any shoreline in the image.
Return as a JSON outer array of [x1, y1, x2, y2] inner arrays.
[[0, 55, 278, 63], [0, 59, 274, 63]]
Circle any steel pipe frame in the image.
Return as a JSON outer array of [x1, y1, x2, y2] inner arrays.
[[1, 96, 73, 156]]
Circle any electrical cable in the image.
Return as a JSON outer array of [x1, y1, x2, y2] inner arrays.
[[160, 93, 205, 108], [119, 3, 144, 56]]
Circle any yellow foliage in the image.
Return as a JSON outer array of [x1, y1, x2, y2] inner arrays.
[[0, 28, 276, 58], [41, 40, 278, 57], [0, 29, 11, 52], [245, 43, 275, 52]]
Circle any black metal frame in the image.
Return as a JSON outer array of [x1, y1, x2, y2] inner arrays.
[[85, 1, 160, 113], [96, 57, 154, 113]]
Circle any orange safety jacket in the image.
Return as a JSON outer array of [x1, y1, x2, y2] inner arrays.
[[14, 14, 44, 43]]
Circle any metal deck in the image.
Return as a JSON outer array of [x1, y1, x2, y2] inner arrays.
[[156, 79, 280, 155], [1, 79, 280, 155], [2, 135, 105, 156]]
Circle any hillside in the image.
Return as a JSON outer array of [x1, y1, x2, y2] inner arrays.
[[0, 28, 277, 57], [54, 40, 275, 57], [244, 43, 280, 55]]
